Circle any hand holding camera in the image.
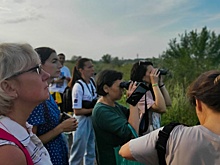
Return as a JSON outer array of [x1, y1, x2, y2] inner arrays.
[[158, 68, 168, 76], [126, 81, 138, 97], [126, 82, 149, 106], [120, 81, 149, 106], [150, 68, 161, 85]]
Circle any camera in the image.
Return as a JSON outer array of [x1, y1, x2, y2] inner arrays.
[[158, 69, 168, 75], [120, 81, 145, 90], [119, 81, 132, 90], [126, 82, 149, 106], [119, 81, 150, 106]]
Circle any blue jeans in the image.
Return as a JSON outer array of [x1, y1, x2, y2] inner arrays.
[[69, 116, 95, 165]]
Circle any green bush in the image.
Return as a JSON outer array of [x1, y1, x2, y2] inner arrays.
[[161, 82, 198, 126]]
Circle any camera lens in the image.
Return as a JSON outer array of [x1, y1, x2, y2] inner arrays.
[[158, 69, 168, 75], [119, 81, 131, 90]]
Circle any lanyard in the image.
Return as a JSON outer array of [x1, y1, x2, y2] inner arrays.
[[82, 79, 95, 97]]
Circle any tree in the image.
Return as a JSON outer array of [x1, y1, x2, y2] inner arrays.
[[158, 27, 220, 126], [161, 27, 220, 89], [101, 54, 112, 63], [112, 57, 124, 67], [71, 55, 81, 62]]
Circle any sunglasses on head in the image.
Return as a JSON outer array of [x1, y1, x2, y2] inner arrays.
[[138, 60, 153, 66]]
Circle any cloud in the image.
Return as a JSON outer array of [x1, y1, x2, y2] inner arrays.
[[204, 13, 220, 23], [0, 0, 44, 24], [0, 6, 11, 12], [13, 0, 25, 3], [0, 0, 220, 60]]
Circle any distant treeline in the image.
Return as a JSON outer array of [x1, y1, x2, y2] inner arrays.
[[65, 27, 220, 126]]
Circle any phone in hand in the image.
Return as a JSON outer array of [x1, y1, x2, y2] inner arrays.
[[60, 112, 72, 123], [126, 82, 149, 106]]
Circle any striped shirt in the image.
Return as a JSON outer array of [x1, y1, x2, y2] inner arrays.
[[0, 116, 52, 165]]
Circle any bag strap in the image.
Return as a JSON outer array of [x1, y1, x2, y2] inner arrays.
[[0, 128, 34, 165], [155, 122, 181, 165], [89, 78, 96, 96], [128, 124, 138, 138], [90, 77, 96, 87], [76, 80, 84, 94], [139, 94, 149, 136], [77, 78, 96, 96]]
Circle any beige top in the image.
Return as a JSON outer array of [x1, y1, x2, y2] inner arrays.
[[129, 125, 220, 165]]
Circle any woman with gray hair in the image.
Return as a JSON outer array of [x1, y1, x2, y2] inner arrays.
[[0, 43, 53, 164]]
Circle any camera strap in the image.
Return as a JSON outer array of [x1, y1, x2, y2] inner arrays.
[[144, 93, 149, 127], [139, 94, 149, 136]]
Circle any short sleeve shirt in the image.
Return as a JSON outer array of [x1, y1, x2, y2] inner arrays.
[[138, 91, 161, 130], [27, 95, 69, 165], [49, 66, 71, 93], [72, 79, 97, 109], [129, 125, 220, 165], [0, 116, 52, 165]]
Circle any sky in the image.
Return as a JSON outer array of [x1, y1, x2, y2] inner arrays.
[[1, 0, 220, 60]]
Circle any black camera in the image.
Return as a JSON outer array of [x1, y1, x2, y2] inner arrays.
[[120, 81, 145, 90], [119, 81, 132, 90], [126, 82, 149, 106], [158, 69, 168, 75]]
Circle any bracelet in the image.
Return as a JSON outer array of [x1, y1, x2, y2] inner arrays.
[[159, 84, 165, 88], [152, 83, 158, 87]]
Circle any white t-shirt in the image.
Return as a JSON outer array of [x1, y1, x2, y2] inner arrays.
[[0, 116, 52, 165], [129, 125, 220, 165], [49, 66, 71, 93], [72, 79, 97, 109]]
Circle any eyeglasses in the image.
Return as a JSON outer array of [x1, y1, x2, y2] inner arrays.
[[5, 64, 42, 80]]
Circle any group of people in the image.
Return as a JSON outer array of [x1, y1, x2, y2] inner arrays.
[[0, 42, 220, 165]]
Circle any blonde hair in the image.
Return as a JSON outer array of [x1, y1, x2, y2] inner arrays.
[[0, 43, 40, 114]]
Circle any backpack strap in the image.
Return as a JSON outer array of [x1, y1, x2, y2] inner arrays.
[[0, 128, 34, 165], [89, 78, 96, 96], [76, 80, 84, 94], [76, 78, 95, 95], [90, 77, 96, 87], [155, 122, 181, 165]]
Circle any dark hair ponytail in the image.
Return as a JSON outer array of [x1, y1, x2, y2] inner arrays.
[[68, 58, 91, 88]]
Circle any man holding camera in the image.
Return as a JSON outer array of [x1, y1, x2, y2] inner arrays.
[[49, 53, 71, 112]]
